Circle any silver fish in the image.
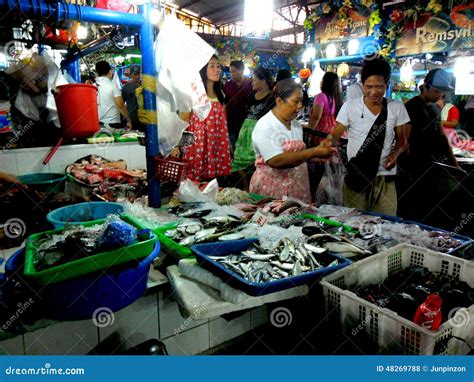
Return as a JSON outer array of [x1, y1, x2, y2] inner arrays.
[[303, 243, 327, 254], [323, 241, 365, 255], [218, 233, 246, 241], [242, 251, 276, 260]]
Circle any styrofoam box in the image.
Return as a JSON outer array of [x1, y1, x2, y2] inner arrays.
[[320, 244, 474, 355]]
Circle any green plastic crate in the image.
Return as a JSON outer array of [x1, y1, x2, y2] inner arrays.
[[153, 223, 193, 259], [24, 214, 157, 285]]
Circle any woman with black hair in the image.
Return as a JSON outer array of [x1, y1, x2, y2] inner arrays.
[[250, 79, 335, 202], [182, 55, 232, 181], [308, 72, 342, 138], [231, 67, 275, 190]]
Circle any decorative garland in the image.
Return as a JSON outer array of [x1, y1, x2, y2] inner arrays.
[[304, 0, 380, 35], [215, 38, 259, 68]]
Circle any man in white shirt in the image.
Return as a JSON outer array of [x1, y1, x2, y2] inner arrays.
[[328, 57, 411, 215], [95, 61, 131, 129]]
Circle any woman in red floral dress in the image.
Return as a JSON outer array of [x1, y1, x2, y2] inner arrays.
[[182, 55, 232, 182]]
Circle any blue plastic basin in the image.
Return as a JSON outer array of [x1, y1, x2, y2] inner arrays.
[[5, 242, 160, 321], [47, 201, 124, 229], [18, 173, 66, 193]]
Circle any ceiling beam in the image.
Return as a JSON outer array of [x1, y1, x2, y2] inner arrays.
[[269, 25, 304, 39], [200, 3, 241, 19]]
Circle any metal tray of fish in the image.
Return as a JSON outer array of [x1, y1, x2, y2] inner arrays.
[[192, 239, 352, 296]]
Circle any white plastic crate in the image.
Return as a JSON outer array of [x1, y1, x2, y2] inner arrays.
[[320, 244, 474, 355]]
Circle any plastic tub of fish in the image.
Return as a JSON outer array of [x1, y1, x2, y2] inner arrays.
[[192, 238, 352, 296], [403, 220, 472, 255], [154, 217, 249, 260], [46, 201, 124, 229], [23, 214, 156, 285], [154, 223, 193, 259], [5, 242, 159, 321], [320, 243, 474, 355]]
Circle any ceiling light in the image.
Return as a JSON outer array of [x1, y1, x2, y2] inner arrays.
[[348, 39, 359, 55], [326, 43, 337, 59]]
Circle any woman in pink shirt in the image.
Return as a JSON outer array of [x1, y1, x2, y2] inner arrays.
[[307, 72, 342, 201], [308, 72, 342, 140]]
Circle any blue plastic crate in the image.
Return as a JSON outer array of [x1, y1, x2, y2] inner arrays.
[[192, 239, 351, 296], [403, 220, 472, 255], [361, 210, 404, 223], [5, 242, 160, 321]]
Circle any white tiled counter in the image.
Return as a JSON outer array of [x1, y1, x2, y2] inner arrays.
[[0, 287, 270, 356], [0, 142, 146, 176]]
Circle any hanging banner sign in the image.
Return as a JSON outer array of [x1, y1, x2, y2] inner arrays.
[[314, 6, 371, 43], [395, 12, 473, 56]]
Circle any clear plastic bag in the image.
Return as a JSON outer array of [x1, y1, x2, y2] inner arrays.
[[177, 178, 218, 203], [316, 153, 347, 206]]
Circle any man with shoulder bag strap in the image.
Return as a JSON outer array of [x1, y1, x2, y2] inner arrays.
[[326, 57, 411, 215]]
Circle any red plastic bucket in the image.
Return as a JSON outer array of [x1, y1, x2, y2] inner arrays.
[[54, 84, 99, 139]]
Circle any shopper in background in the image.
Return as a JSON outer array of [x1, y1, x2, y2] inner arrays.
[[95, 60, 131, 129], [437, 94, 460, 146], [345, 73, 364, 100], [307, 72, 343, 201], [223, 60, 253, 149], [397, 69, 464, 228], [250, 79, 335, 203], [182, 55, 232, 182], [231, 67, 275, 191], [328, 57, 411, 215], [464, 95, 474, 136], [308, 72, 342, 138], [275, 69, 292, 83], [121, 66, 145, 132]]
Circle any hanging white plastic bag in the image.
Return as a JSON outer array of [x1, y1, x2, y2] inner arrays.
[[155, 16, 214, 117], [14, 90, 46, 121], [316, 153, 347, 206], [44, 52, 72, 127], [154, 15, 215, 156], [308, 60, 325, 98], [157, 100, 189, 155]]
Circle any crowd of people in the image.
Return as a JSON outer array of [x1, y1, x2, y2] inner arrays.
[[89, 54, 471, 231], [169, 55, 471, 232]]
